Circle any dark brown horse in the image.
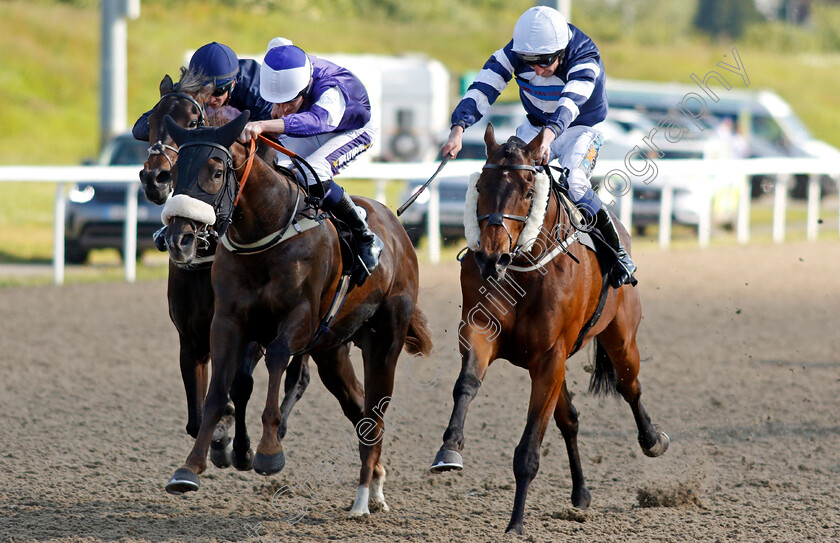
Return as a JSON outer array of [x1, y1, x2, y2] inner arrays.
[[139, 71, 311, 468], [430, 124, 669, 534], [160, 111, 432, 516]]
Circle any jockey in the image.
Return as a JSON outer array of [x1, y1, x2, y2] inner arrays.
[[237, 40, 382, 273], [441, 6, 636, 287], [132, 41, 274, 142]]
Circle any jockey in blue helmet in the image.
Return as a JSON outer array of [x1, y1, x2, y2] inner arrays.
[[132, 42, 273, 142], [442, 6, 636, 288], [237, 40, 382, 273]]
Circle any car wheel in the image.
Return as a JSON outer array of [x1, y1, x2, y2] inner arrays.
[[64, 240, 89, 264]]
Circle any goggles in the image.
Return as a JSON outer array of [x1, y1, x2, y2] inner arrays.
[[517, 49, 564, 68], [212, 81, 234, 97]]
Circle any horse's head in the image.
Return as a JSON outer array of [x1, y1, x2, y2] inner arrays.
[[140, 70, 214, 204], [160, 110, 251, 264], [467, 123, 552, 282]]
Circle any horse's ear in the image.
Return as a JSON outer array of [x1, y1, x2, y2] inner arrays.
[[159, 74, 174, 97], [215, 110, 252, 148], [484, 122, 498, 155], [525, 128, 551, 161], [164, 115, 190, 146]]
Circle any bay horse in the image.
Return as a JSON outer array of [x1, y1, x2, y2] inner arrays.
[[430, 124, 669, 534], [159, 111, 432, 517], [139, 70, 311, 468]]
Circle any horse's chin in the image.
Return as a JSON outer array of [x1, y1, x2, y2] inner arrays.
[[143, 188, 171, 206], [167, 246, 196, 266]]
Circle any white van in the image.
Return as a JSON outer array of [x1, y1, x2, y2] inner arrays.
[[606, 79, 840, 199]]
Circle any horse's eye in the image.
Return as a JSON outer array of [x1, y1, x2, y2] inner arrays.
[[214, 169, 224, 180], [189, 120, 198, 128], [526, 189, 535, 199]]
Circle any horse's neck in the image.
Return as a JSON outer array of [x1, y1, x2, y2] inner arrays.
[[228, 143, 301, 243]]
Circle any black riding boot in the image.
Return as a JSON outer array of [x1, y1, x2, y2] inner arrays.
[[594, 208, 636, 288], [330, 191, 383, 274]]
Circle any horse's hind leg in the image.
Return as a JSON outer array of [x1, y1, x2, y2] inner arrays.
[[349, 298, 412, 517], [277, 354, 311, 440], [554, 380, 591, 509], [312, 343, 389, 512], [596, 309, 669, 457]]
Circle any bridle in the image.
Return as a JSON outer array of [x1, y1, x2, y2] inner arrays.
[[147, 92, 207, 169], [476, 161, 541, 256]]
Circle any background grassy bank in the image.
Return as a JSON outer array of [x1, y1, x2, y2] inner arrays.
[[2, 0, 839, 278]]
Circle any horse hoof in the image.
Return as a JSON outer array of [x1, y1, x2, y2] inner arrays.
[[209, 438, 233, 469], [253, 450, 286, 476], [571, 486, 592, 509], [166, 468, 199, 495], [642, 430, 670, 458], [505, 522, 525, 535], [233, 447, 255, 471], [429, 449, 463, 473]]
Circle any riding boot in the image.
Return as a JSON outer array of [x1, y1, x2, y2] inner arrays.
[[594, 208, 636, 288], [329, 191, 383, 274], [153, 225, 168, 252]]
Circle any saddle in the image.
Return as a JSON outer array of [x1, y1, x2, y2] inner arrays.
[[544, 165, 637, 287], [267, 157, 370, 289]]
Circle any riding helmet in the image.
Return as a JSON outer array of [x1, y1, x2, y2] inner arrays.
[[260, 44, 312, 104], [512, 6, 571, 55], [189, 42, 239, 87]]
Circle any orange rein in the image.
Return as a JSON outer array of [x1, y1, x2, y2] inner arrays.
[[234, 135, 301, 207]]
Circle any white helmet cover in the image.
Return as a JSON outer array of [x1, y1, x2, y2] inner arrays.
[[260, 44, 312, 103], [512, 6, 570, 54]]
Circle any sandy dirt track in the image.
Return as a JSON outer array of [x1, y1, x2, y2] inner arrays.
[[1, 241, 839, 542]]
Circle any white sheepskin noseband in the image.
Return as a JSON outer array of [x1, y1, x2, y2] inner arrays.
[[160, 194, 217, 226], [463, 170, 550, 253]]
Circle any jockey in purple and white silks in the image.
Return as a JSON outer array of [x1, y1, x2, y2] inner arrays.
[[442, 6, 636, 287], [239, 39, 382, 273]]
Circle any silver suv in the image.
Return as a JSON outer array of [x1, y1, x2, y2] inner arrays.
[[64, 133, 160, 263]]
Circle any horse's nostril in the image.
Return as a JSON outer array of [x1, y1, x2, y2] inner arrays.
[[498, 253, 512, 269], [179, 233, 195, 249], [155, 170, 171, 188]]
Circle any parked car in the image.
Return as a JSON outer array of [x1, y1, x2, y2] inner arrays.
[[64, 133, 161, 264], [606, 79, 840, 199], [599, 131, 742, 234]]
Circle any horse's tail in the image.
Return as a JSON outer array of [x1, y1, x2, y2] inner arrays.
[[588, 339, 621, 398], [404, 306, 433, 356]]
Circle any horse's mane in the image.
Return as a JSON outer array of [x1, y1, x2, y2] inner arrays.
[[174, 66, 213, 94], [501, 136, 528, 160]]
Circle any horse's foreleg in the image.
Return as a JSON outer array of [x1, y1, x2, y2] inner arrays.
[[277, 353, 311, 440], [253, 337, 291, 476], [166, 319, 244, 494], [506, 358, 566, 535], [178, 338, 209, 439], [431, 345, 492, 473], [227, 341, 263, 471], [597, 312, 669, 458], [554, 380, 590, 509]]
